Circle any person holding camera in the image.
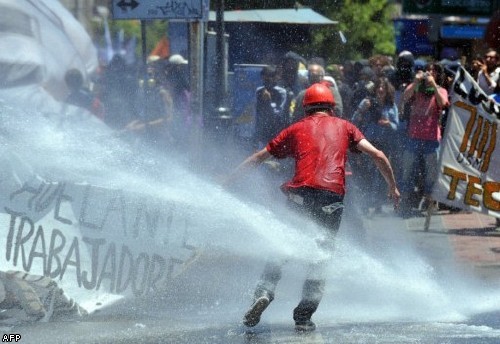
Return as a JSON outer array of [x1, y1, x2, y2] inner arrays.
[[350, 77, 399, 215], [398, 62, 450, 216], [477, 48, 499, 96]]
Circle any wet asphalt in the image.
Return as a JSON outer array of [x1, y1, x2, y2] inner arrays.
[[8, 208, 500, 344]]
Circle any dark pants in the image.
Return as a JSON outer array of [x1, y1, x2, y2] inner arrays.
[[252, 187, 344, 322]]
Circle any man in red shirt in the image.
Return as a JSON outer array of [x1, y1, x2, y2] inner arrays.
[[226, 83, 400, 332]]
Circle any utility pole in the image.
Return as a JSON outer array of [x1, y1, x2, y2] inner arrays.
[[215, 0, 226, 107], [212, 0, 232, 136]]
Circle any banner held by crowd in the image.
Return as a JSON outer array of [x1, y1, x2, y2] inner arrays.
[[430, 66, 500, 229]]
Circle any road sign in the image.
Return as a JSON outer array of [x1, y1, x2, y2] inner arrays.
[[112, 0, 208, 21], [441, 25, 486, 39], [402, 0, 498, 16]]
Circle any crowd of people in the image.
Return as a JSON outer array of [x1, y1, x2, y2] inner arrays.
[[249, 48, 500, 218], [61, 46, 500, 217], [63, 53, 193, 153]]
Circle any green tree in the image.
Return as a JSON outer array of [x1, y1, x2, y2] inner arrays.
[[218, 0, 396, 63], [320, 0, 397, 62]]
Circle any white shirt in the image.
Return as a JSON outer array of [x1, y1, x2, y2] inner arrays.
[[477, 67, 500, 95]]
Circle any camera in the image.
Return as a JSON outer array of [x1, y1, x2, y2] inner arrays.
[[365, 80, 375, 93], [420, 71, 431, 85], [367, 96, 379, 109]]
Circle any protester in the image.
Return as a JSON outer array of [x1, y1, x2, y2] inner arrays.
[[389, 51, 416, 106], [253, 65, 288, 149], [64, 68, 105, 120], [292, 63, 343, 121], [276, 51, 308, 122], [162, 54, 193, 149], [327, 64, 353, 119], [468, 55, 484, 80], [350, 65, 376, 116], [126, 58, 173, 148], [351, 76, 399, 215], [399, 62, 450, 216], [224, 83, 400, 332], [387, 51, 417, 188], [342, 60, 357, 89], [98, 54, 138, 130], [368, 54, 392, 78], [477, 48, 499, 96]]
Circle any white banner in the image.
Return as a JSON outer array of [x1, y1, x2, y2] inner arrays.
[[0, 160, 200, 312], [432, 67, 500, 218]]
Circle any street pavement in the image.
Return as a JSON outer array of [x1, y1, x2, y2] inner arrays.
[[406, 208, 500, 282], [8, 208, 500, 344]]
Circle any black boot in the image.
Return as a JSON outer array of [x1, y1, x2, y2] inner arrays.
[[293, 300, 318, 332], [243, 294, 271, 327], [293, 279, 324, 332]]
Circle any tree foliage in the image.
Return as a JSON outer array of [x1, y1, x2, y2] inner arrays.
[[319, 0, 397, 61], [220, 0, 397, 63]]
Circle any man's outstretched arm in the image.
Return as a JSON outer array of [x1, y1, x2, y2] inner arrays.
[[356, 139, 400, 207], [222, 148, 272, 187]]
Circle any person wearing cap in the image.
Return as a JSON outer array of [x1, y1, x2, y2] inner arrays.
[[387, 51, 416, 189], [389, 51, 416, 100], [168, 54, 188, 65], [129, 56, 173, 147], [162, 53, 192, 148], [224, 83, 400, 332]]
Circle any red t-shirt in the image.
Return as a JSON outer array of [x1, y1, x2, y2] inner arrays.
[[407, 87, 448, 141], [266, 114, 365, 195]]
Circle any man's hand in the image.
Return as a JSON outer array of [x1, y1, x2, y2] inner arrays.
[[388, 186, 401, 209], [358, 98, 371, 113], [125, 119, 146, 132], [222, 148, 272, 189], [260, 89, 272, 102], [424, 72, 435, 84], [415, 70, 425, 83], [377, 118, 390, 126]]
